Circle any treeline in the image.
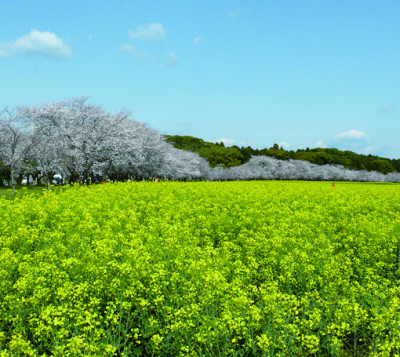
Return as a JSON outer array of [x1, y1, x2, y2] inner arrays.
[[0, 98, 210, 194], [210, 156, 400, 183], [165, 135, 400, 174], [1, 98, 400, 192]]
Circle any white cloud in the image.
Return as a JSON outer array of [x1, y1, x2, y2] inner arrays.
[[193, 36, 202, 44], [216, 138, 235, 145], [335, 130, 367, 141], [165, 52, 178, 66], [228, 8, 249, 18], [315, 140, 326, 148], [133, 52, 154, 61], [362, 146, 376, 154], [129, 23, 165, 41], [120, 44, 135, 53], [0, 49, 9, 57], [0, 29, 72, 59], [120, 44, 154, 61], [278, 142, 290, 149], [88, 33, 99, 40], [379, 104, 392, 113]]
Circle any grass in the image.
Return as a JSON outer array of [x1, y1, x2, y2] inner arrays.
[[0, 184, 47, 199]]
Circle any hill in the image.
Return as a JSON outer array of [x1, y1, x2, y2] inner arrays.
[[165, 135, 400, 174]]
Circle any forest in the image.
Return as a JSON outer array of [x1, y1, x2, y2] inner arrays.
[[166, 135, 400, 174], [1, 97, 400, 192]]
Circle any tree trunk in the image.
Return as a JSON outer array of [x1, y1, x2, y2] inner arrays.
[[46, 174, 53, 190], [11, 163, 15, 197]]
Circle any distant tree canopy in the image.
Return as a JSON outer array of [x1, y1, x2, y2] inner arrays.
[[2, 101, 399, 187], [164, 135, 243, 168], [165, 135, 399, 175], [0, 99, 211, 189]]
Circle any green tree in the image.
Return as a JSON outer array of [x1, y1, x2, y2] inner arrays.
[[370, 159, 395, 174], [197, 146, 243, 168], [165, 134, 400, 174]]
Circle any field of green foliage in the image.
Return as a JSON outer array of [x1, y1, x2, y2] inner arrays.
[[1, 181, 400, 356]]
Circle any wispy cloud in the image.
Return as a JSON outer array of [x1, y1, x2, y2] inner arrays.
[[88, 33, 100, 40], [361, 146, 376, 154], [228, 8, 250, 18], [193, 36, 202, 44], [120, 44, 135, 53], [216, 138, 235, 145], [129, 23, 166, 41], [335, 130, 367, 141], [0, 29, 72, 59], [120, 44, 154, 61], [378, 104, 392, 113], [331, 130, 370, 154], [315, 132, 393, 157], [278, 142, 290, 149], [133, 52, 154, 61], [165, 52, 178, 67]]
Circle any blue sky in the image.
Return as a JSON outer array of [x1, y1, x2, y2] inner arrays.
[[1, 1, 399, 158]]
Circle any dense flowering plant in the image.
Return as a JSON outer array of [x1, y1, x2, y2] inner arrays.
[[1, 181, 400, 356]]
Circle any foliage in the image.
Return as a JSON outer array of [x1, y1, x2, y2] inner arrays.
[[211, 156, 400, 183], [197, 146, 243, 168], [165, 135, 243, 168], [165, 135, 399, 175], [0, 108, 37, 195], [1, 102, 399, 186], [1, 181, 400, 356], [12, 99, 208, 184], [0, 185, 46, 200]]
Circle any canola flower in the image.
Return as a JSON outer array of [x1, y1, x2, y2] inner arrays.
[[1, 181, 400, 356]]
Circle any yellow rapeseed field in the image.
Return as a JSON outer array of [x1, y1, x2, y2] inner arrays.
[[1, 181, 400, 356]]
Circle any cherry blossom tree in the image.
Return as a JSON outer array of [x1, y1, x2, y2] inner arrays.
[[210, 155, 400, 183], [29, 125, 65, 189], [162, 146, 210, 180], [8, 97, 400, 185], [22, 97, 129, 183], [0, 108, 37, 195]]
